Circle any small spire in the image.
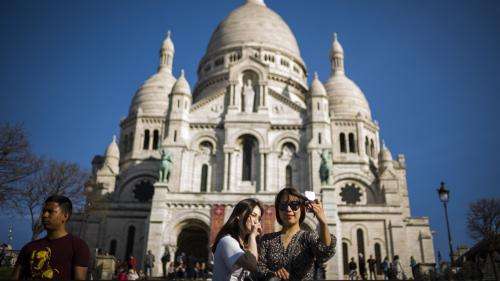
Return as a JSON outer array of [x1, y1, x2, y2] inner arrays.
[[330, 32, 345, 76], [112, 135, 117, 143], [382, 140, 386, 149], [167, 30, 171, 39], [246, 0, 266, 6], [314, 72, 319, 80], [180, 69, 185, 77]]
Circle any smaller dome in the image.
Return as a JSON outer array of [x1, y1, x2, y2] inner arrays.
[[129, 69, 177, 116], [105, 136, 120, 159], [162, 30, 174, 53], [310, 72, 326, 96], [172, 70, 191, 95], [379, 142, 393, 162], [325, 75, 372, 119]]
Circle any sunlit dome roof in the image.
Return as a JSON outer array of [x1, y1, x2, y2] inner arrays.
[[129, 69, 176, 116], [205, 0, 302, 61]]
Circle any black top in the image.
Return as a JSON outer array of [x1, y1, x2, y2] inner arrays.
[[257, 230, 336, 281]]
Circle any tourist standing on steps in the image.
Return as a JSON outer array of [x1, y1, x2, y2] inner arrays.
[[161, 247, 171, 278], [359, 253, 367, 280], [12, 195, 90, 280], [410, 256, 418, 279], [348, 257, 358, 280], [144, 249, 155, 278], [212, 198, 263, 281], [381, 256, 390, 280], [367, 254, 377, 280], [257, 187, 336, 280]]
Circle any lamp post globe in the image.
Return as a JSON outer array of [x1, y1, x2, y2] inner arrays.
[[437, 181, 454, 266], [437, 181, 449, 203]]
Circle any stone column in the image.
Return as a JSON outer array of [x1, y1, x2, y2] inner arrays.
[[322, 187, 343, 280], [228, 80, 238, 113], [259, 152, 265, 192], [223, 152, 229, 191], [258, 82, 268, 111]]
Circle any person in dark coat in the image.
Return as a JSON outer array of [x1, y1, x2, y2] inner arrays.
[[359, 253, 367, 280]]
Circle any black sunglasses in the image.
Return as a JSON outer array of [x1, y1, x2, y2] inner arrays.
[[278, 200, 302, 211]]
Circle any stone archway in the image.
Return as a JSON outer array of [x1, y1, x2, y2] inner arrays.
[[175, 220, 210, 265]]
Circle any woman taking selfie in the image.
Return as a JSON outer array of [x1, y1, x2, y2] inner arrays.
[[212, 198, 263, 281], [257, 187, 336, 280]]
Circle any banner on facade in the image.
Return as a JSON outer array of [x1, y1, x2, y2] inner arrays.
[[209, 204, 226, 245], [262, 205, 275, 234]]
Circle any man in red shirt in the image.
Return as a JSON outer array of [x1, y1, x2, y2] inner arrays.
[[12, 195, 90, 280]]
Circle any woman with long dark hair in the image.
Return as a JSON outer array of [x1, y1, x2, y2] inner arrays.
[[257, 187, 336, 280], [212, 198, 264, 281]]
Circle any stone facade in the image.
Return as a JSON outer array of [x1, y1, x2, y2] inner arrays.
[[69, 0, 435, 279]]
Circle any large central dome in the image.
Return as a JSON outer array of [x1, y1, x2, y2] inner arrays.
[[205, 0, 302, 61]]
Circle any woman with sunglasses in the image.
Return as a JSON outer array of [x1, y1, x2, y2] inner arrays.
[[212, 198, 263, 281], [257, 187, 336, 280]]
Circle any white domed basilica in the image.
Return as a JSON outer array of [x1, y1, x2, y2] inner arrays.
[[71, 0, 435, 278]]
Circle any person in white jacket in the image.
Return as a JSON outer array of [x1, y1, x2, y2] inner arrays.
[[212, 198, 263, 281]]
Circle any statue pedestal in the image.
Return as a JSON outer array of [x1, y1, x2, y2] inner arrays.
[[320, 187, 343, 280], [95, 255, 116, 280]]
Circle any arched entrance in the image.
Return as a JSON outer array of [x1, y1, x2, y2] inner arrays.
[[175, 220, 210, 265]]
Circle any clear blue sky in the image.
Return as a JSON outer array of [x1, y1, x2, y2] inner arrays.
[[1, 0, 499, 261]]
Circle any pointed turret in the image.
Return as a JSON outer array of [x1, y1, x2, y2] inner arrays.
[[310, 72, 327, 97], [159, 30, 175, 73], [379, 141, 394, 171], [330, 33, 344, 75], [105, 136, 120, 174], [105, 135, 120, 159], [167, 70, 191, 145], [172, 70, 191, 95]]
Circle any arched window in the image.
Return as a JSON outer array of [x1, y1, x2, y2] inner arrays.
[[286, 165, 292, 187], [153, 130, 160, 150], [349, 133, 356, 153], [143, 130, 150, 150], [109, 239, 117, 256], [370, 140, 375, 157], [242, 138, 253, 181], [128, 133, 134, 152], [318, 133, 322, 144], [125, 226, 136, 260], [365, 137, 370, 156], [342, 242, 349, 275], [200, 164, 208, 192], [317, 102, 320, 110], [375, 243, 382, 274], [122, 135, 128, 153], [340, 133, 347, 153], [357, 229, 365, 257], [173, 130, 177, 142]]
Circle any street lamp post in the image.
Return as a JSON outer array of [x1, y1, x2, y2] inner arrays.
[[437, 182, 454, 265]]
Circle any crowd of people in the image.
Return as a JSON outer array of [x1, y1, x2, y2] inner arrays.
[[7, 190, 425, 280], [347, 254, 418, 280]]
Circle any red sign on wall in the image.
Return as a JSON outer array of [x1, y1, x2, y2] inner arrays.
[[209, 204, 226, 245], [262, 205, 275, 234]]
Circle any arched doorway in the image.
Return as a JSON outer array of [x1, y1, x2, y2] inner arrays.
[[175, 220, 210, 265]]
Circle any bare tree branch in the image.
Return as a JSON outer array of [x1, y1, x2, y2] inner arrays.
[[467, 198, 500, 242], [0, 123, 42, 204], [6, 159, 89, 240]]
